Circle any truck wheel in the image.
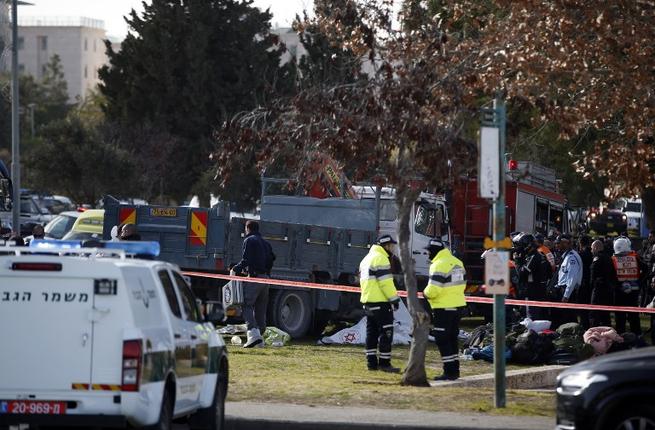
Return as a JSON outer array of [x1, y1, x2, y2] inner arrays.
[[189, 372, 227, 430], [144, 385, 173, 430], [271, 290, 312, 338]]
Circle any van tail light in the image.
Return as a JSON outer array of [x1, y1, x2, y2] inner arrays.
[[11, 262, 62, 271], [121, 340, 143, 392]]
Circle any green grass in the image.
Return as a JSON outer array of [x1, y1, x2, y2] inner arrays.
[[225, 339, 555, 417]]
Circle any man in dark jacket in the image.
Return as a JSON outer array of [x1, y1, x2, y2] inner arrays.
[[232, 220, 274, 348], [577, 236, 593, 329], [513, 233, 547, 320], [589, 240, 613, 327]]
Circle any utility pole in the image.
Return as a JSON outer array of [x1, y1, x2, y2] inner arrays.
[[11, 0, 20, 233], [479, 96, 508, 408], [491, 96, 507, 408]]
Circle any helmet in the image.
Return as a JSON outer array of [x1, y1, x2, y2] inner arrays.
[[512, 233, 535, 251], [376, 235, 397, 245], [613, 237, 632, 254]]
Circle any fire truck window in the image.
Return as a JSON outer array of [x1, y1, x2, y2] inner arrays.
[[379, 200, 398, 221], [415, 205, 437, 237], [535, 201, 549, 234], [550, 206, 564, 232]]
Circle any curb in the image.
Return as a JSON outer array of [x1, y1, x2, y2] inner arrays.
[[430, 365, 567, 389]]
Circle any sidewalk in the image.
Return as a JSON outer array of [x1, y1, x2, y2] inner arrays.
[[224, 401, 555, 430]]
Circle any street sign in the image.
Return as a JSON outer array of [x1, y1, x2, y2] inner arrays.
[[479, 126, 500, 199], [484, 250, 509, 295]]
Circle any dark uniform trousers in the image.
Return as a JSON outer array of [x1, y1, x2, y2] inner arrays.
[[433, 308, 461, 377], [364, 302, 394, 368], [615, 290, 642, 335], [242, 275, 270, 332]]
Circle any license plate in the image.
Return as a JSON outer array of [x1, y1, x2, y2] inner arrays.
[[0, 400, 67, 415], [607, 222, 614, 228]]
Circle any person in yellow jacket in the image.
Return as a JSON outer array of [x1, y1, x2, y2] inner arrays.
[[423, 238, 466, 381], [360, 235, 401, 373]]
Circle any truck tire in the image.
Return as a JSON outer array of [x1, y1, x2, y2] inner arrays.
[[189, 371, 227, 430], [270, 290, 312, 338]]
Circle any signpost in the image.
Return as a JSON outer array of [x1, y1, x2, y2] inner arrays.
[[480, 97, 507, 408], [484, 251, 509, 295]]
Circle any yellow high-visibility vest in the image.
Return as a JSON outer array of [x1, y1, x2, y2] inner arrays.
[[424, 248, 466, 309], [359, 245, 399, 304]]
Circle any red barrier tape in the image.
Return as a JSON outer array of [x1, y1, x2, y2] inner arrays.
[[183, 271, 655, 315]]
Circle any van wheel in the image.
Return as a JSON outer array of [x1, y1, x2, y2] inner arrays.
[[189, 374, 227, 430], [144, 386, 173, 430], [271, 290, 312, 338]]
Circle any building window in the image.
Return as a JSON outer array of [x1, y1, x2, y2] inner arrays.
[[84, 65, 87, 78], [84, 38, 88, 51], [38, 36, 47, 51], [17, 37, 24, 50]]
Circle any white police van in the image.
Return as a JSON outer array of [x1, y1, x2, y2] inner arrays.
[[0, 240, 228, 430]]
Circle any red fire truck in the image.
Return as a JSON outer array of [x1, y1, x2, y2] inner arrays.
[[450, 162, 569, 287]]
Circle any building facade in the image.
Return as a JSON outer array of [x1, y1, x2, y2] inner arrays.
[[17, 16, 108, 100]]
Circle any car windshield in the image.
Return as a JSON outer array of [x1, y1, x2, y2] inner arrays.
[[44, 214, 77, 239]]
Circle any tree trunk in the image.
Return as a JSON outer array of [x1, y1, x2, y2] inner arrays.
[[642, 187, 655, 233], [397, 186, 431, 387]]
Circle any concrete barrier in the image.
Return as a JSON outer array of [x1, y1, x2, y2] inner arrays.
[[430, 365, 568, 389]]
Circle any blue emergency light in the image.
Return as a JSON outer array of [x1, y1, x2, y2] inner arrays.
[[30, 239, 83, 249], [103, 241, 161, 257], [30, 240, 160, 257]]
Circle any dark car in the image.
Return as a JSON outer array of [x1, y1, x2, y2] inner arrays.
[[556, 347, 655, 430], [587, 208, 628, 236]]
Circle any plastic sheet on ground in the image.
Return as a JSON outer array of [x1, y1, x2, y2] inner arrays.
[[318, 301, 414, 345], [264, 326, 291, 346], [217, 324, 247, 335]]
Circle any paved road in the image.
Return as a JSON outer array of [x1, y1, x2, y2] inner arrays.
[[219, 401, 554, 430], [11, 401, 555, 430]]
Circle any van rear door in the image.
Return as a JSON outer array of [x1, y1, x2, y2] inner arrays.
[[0, 266, 94, 392]]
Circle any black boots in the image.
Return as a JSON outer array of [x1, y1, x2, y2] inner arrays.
[[433, 373, 459, 381], [379, 364, 401, 373]]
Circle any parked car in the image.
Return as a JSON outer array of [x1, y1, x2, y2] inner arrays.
[[16, 195, 54, 236], [556, 347, 655, 430], [43, 211, 81, 239], [0, 240, 228, 429], [61, 209, 104, 241], [587, 207, 628, 237], [35, 195, 76, 215]]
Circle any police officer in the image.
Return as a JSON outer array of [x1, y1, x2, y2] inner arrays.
[[512, 233, 548, 320], [423, 238, 466, 381], [553, 234, 583, 327], [611, 236, 643, 335], [360, 234, 401, 373]]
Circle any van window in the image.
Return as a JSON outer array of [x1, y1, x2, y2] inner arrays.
[[173, 272, 201, 322], [158, 270, 181, 318]]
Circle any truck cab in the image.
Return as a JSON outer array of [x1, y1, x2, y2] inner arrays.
[[351, 186, 450, 281]]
